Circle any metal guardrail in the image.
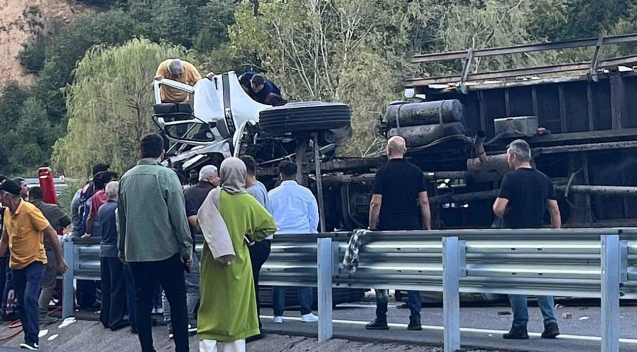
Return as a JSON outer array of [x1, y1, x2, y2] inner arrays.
[[60, 228, 637, 352]]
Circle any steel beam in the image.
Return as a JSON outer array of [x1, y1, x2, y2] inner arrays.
[[62, 240, 75, 319], [317, 238, 333, 342], [412, 33, 637, 63], [443, 237, 465, 352], [601, 235, 621, 352]]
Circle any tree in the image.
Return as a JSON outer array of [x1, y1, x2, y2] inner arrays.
[[224, 0, 439, 156], [53, 38, 195, 177]]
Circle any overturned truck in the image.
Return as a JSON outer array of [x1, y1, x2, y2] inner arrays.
[[157, 33, 637, 232]]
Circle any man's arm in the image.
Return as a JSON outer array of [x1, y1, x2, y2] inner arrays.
[[306, 192, 320, 233], [369, 171, 384, 230], [418, 191, 432, 230], [0, 228, 8, 258], [368, 194, 382, 230], [547, 200, 561, 228], [155, 60, 168, 80], [29, 208, 67, 273], [493, 174, 512, 217], [117, 194, 127, 260], [44, 226, 67, 273], [492, 197, 509, 217], [165, 172, 193, 260]]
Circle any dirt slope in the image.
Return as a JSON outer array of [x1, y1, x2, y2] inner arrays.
[[0, 0, 91, 91]]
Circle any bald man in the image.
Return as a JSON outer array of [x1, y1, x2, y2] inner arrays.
[[366, 136, 431, 331]]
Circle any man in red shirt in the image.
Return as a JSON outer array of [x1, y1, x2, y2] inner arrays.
[[84, 171, 118, 239]]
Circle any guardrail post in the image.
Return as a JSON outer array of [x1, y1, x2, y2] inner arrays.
[[317, 237, 333, 342], [601, 234, 620, 352], [62, 240, 75, 319], [443, 237, 465, 352]]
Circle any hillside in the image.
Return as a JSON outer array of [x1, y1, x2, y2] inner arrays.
[[0, 0, 91, 91]]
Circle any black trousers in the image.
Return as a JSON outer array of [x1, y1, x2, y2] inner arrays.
[[100, 257, 128, 330], [249, 240, 271, 331], [129, 254, 189, 352]]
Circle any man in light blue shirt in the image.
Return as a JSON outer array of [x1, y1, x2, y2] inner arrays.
[[268, 161, 319, 324]]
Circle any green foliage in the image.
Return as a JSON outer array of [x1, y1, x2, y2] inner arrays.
[[53, 38, 194, 176]]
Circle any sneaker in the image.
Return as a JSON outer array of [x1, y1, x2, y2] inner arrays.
[[541, 322, 560, 339], [168, 326, 174, 339], [365, 318, 389, 330], [272, 316, 283, 324], [503, 325, 529, 340], [407, 322, 422, 331], [188, 323, 197, 333], [19, 341, 39, 350], [301, 313, 319, 323]]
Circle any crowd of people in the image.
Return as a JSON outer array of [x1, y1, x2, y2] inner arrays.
[[0, 133, 563, 351]]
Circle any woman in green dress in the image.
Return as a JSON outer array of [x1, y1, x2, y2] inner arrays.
[[198, 157, 277, 352]]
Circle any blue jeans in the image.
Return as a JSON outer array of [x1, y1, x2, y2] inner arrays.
[[375, 289, 421, 323], [273, 287, 313, 316], [124, 264, 136, 331], [13, 261, 45, 344], [509, 295, 557, 328]]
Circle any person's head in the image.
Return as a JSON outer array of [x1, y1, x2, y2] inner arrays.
[[250, 74, 266, 93], [140, 134, 165, 161], [506, 139, 532, 169], [199, 165, 220, 187], [93, 171, 118, 190], [12, 178, 28, 198], [27, 186, 44, 202], [219, 157, 247, 193], [92, 163, 110, 177], [105, 181, 119, 201], [167, 59, 185, 78], [278, 161, 297, 181], [386, 136, 407, 159], [240, 156, 257, 177], [0, 180, 23, 209]]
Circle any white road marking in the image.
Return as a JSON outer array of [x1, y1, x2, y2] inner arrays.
[[260, 315, 637, 344]]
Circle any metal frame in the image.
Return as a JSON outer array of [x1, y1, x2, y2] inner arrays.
[[60, 228, 637, 352], [408, 33, 637, 89]]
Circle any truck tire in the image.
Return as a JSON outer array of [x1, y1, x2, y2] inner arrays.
[[259, 102, 351, 134]]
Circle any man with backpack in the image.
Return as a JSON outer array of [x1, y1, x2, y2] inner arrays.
[[71, 163, 110, 311]]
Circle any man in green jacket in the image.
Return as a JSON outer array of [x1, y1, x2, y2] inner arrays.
[[28, 187, 71, 326], [118, 133, 193, 352]]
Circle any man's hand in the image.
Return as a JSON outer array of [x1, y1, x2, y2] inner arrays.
[[205, 72, 215, 80], [57, 259, 68, 274], [182, 254, 193, 269], [154, 75, 164, 81], [119, 254, 127, 265]]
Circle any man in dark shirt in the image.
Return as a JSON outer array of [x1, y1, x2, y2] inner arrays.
[[98, 181, 129, 331], [238, 72, 285, 105], [28, 187, 71, 326], [163, 165, 218, 337], [493, 139, 561, 340], [366, 136, 431, 331]]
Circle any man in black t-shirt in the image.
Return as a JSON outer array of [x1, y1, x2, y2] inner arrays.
[[366, 136, 431, 331], [493, 139, 561, 340]]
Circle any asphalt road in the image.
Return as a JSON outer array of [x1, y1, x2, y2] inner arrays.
[[0, 319, 510, 352], [259, 303, 637, 352], [0, 302, 633, 351]]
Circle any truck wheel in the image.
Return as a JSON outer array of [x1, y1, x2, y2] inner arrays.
[[259, 102, 351, 134]]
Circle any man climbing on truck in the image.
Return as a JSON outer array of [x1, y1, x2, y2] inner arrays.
[[154, 59, 206, 103], [238, 72, 287, 106]]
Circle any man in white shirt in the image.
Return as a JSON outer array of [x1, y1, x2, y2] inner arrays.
[[268, 161, 319, 324]]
